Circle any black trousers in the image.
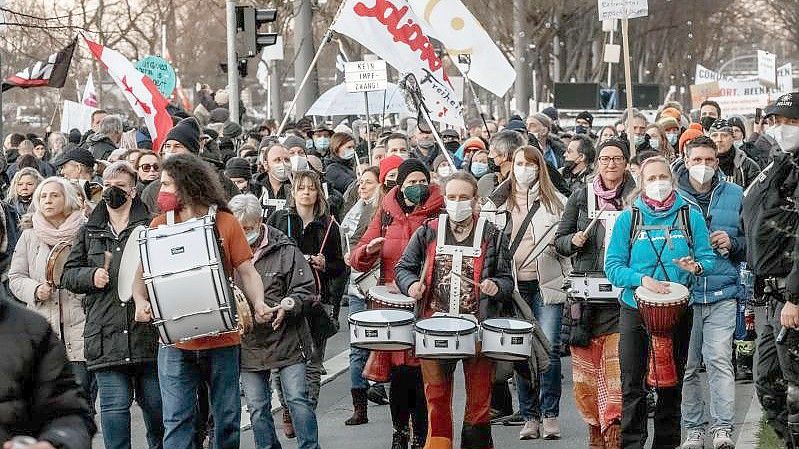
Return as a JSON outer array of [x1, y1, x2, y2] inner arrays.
[[619, 305, 692, 449], [390, 365, 428, 442]]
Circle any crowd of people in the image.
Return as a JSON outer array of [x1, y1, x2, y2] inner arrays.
[[0, 88, 798, 449]]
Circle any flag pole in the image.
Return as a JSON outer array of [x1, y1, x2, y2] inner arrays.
[[403, 74, 456, 169], [276, 1, 347, 136], [621, 14, 635, 157], [0, 51, 4, 140]]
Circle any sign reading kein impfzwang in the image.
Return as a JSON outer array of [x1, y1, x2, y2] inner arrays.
[[598, 0, 648, 21], [344, 60, 388, 93]]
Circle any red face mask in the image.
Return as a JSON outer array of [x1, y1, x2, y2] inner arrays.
[[157, 191, 181, 212]]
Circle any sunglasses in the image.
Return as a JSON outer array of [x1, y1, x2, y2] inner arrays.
[[138, 163, 160, 172]]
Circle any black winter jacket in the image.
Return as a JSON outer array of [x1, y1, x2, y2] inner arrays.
[[241, 225, 316, 371], [394, 217, 514, 321], [61, 199, 159, 370], [0, 300, 95, 448], [86, 134, 117, 161], [323, 155, 356, 196]]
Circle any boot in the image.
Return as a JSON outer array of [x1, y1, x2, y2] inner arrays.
[[282, 409, 296, 439], [345, 388, 369, 425], [391, 428, 409, 449], [367, 383, 390, 405], [589, 424, 604, 449]]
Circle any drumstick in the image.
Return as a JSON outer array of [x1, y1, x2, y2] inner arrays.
[[450, 270, 478, 287], [584, 203, 609, 235], [103, 251, 113, 271]]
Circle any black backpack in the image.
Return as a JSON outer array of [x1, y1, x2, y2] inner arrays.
[[742, 154, 799, 278]]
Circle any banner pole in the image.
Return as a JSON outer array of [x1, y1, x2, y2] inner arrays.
[[621, 15, 635, 157], [364, 90, 372, 168]]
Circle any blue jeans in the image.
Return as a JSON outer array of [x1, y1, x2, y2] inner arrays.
[[242, 363, 320, 449], [158, 345, 241, 449], [516, 280, 562, 419], [348, 292, 369, 390], [682, 300, 736, 432], [94, 363, 163, 449]]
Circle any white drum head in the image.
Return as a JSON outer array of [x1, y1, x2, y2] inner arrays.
[[416, 316, 477, 333], [118, 225, 145, 303], [350, 309, 414, 325], [635, 281, 689, 304], [482, 318, 533, 332], [368, 285, 416, 307]]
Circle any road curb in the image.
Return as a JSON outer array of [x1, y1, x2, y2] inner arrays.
[[736, 392, 763, 449]]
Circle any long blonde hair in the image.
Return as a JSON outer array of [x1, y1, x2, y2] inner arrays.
[[506, 145, 563, 215]]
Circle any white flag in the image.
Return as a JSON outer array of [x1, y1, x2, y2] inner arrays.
[[81, 73, 98, 107], [332, 0, 464, 127], [408, 0, 514, 98]]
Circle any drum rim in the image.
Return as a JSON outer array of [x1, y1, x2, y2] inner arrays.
[[348, 310, 415, 327], [480, 350, 529, 360], [481, 318, 534, 334], [634, 297, 690, 307], [416, 351, 477, 358], [414, 317, 478, 336]]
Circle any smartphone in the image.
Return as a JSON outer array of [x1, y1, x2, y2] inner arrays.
[[755, 108, 763, 124]]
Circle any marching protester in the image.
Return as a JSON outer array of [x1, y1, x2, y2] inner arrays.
[[5, 167, 42, 219], [225, 156, 255, 195], [486, 144, 571, 439], [605, 155, 716, 449], [561, 134, 595, 193], [525, 113, 565, 169], [229, 193, 322, 449], [478, 130, 526, 197], [86, 115, 123, 161], [134, 150, 160, 194], [395, 171, 514, 449], [554, 137, 636, 449], [707, 119, 761, 189], [409, 126, 440, 168], [384, 133, 411, 160], [350, 158, 444, 448], [61, 161, 164, 449], [131, 153, 271, 449], [674, 136, 744, 449], [324, 132, 358, 196], [257, 142, 292, 220]]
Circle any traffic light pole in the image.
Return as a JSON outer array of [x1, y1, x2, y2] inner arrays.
[[226, 0, 241, 124]]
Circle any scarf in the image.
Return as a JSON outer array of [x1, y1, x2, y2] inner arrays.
[[593, 175, 624, 211], [32, 210, 86, 247], [641, 190, 677, 212]]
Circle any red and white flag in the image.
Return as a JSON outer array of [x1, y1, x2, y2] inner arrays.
[[332, 0, 464, 127], [81, 73, 98, 108], [83, 37, 173, 152]]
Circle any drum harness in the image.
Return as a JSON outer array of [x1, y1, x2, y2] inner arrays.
[[260, 186, 287, 219], [629, 206, 694, 389], [435, 214, 487, 318]]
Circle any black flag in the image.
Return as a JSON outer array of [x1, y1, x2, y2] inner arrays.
[[2, 38, 76, 92]]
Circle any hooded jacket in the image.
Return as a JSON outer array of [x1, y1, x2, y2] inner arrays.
[[0, 301, 95, 448], [241, 225, 316, 371], [61, 199, 159, 370], [675, 165, 746, 304], [604, 194, 717, 309], [350, 185, 444, 283], [714, 148, 761, 189]]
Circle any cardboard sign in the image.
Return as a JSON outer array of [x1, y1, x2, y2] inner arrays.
[[135, 55, 176, 98], [598, 0, 648, 21], [344, 60, 388, 93], [757, 50, 777, 88]]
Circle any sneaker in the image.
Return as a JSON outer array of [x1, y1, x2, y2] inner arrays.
[[712, 428, 735, 449], [542, 417, 561, 440], [366, 384, 389, 405], [500, 412, 525, 426], [681, 429, 705, 449], [519, 420, 540, 440]]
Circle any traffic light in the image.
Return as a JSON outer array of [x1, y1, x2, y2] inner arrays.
[[236, 5, 278, 57]]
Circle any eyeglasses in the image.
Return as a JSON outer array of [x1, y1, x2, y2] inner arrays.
[[138, 163, 160, 172], [597, 156, 625, 165]]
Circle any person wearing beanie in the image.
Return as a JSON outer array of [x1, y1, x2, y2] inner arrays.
[[657, 117, 682, 149], [379, 155, 404, 192], [575, 111, 594, 135], [526, 113, 565, 169], [209, 107, 230, 124], [225, 157, 255, 195], [349, 156, 443, 449], [222, 121, 243, 140], [505, 119, 527, 133], [282, 135, 311, 172], [162, 117, 201, 156], [708, 118, 760, 189], [661, 107, 683, 122], [679, 126, 705, 157]]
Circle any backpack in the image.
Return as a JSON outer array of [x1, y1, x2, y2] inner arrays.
[[742, 155, 799, 278]]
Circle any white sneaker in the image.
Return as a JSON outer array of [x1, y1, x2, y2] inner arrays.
[[542, 417, 561, 440], [681, 429, 705, 449], [712, 428, 735, 449], [519, 420, 540, 440]]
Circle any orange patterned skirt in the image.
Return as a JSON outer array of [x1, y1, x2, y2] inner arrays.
[[571, 333, 622, 433]]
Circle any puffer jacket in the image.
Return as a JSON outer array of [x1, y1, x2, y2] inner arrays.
[[604, 194, 717, 309], [0, 300, 95, 448], [487, 181, 572, 304], [241, 225, 316, 371], [394, 215, 514, 321], [61, 199, 159, 370], [675, 167, 746, 304], [9, 228, 86, 361], [324, 154, 357, 196], [350, 185, 444, 284]]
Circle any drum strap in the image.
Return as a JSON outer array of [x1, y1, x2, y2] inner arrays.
[[435, 214, 486, 315]]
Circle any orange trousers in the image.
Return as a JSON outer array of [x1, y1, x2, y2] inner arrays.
[[420, 356, 494, 449]]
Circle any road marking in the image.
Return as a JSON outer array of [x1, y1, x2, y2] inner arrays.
[[240, 348, 351, 430], [736, 391, 763, 449]]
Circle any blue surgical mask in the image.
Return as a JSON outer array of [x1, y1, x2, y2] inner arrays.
[[313, 137, 330, 150], [634, 134, 646, 147], [733, 140, 744, 150], [305, 139, 314, 150], [246, 230, 260, 245], [470, 162, 488, 178], [649, 138, 661, 151], [667, 132, 679, 146]]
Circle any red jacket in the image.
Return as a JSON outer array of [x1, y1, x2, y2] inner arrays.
[[350, 185, 444, 285]]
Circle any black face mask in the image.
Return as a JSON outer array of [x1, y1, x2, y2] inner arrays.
[[384, 179, 398, 191], [700, 116, 717, 132], [103, 186, 129, 209], [18, 194, 32, 203]]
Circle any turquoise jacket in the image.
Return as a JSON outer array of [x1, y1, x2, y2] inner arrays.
[[604, 194, 716, 308]]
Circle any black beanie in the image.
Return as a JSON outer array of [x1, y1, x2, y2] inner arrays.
[[225, 157, 252, 179], [396, 158, 430, 187], [597, 137, 630, 161], [576, 110, 594, 127], [164, 117, 201, 154]]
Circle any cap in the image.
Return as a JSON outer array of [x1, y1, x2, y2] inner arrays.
[[463, 137, 486, 151], [709, 118, 733, 134], [441, 129, 460, 139], [765, 92, 799, 120], [55, 148, 95, 168]]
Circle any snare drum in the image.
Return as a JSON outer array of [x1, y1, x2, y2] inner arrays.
[[349, 309, 415, 351], [635, 282, 690, 387], [480, 318, 534, 361], [414, 316, 478, 359], [368, 285, 416, 310], [565, 271, 622, 302]]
